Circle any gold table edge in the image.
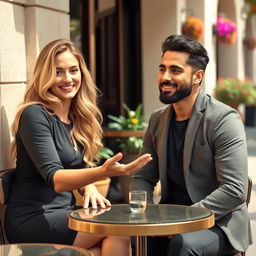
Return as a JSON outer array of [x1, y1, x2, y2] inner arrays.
[[68, 212, 214, 236]]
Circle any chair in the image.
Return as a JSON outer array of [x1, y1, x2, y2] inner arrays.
[[228, 176, 252, 256], [0, 168, 16, 244], [241, 176, 253, 256], [246, 176, 252, 207]]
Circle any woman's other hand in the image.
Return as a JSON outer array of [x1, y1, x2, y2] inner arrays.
[[101, 152, 152, 177], [83, 184, 111, 209]]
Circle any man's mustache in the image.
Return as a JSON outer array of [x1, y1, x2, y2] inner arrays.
[[160, 81, 177, 87]]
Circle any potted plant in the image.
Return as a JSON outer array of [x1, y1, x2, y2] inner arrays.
[[106, 103, 147, 202], [215, 77, 256, 109], [107, 103, 147, 154], [214, 16, 237, 44], [182, 16, 204, 41]]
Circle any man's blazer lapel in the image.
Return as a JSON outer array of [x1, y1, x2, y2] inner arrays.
[[157, 106, 172, 188], [183, 89, 206, 185]]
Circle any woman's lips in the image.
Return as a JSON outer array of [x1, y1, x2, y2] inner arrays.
[[59, 84, 75, 91]]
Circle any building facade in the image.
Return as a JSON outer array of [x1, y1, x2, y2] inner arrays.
[[0, 0, 255, 169], [0, 0, 69, 169]]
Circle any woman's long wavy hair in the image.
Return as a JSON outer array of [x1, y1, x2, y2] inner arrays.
[[11, 39, 103, 167]]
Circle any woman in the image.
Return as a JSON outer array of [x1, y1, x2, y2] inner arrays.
[[5, 39, 151, 256]]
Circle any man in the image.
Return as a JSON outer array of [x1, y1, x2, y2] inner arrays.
[[130, 34, 252, 255]]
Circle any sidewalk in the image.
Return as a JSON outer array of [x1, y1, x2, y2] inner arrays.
[[246, 127, 256, 255]]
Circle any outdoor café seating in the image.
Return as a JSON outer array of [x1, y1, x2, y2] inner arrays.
[[0, 168, 252, 256]]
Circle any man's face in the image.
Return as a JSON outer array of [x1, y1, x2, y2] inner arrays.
[[158, 51, 194, 104]]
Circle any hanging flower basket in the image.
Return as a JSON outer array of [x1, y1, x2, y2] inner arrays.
[[182, 16, 204, 40], [215, 16, 237, 45], [251, 4, 256, 14], [245, 0, 256, 15], [244, 37, 256, 50]]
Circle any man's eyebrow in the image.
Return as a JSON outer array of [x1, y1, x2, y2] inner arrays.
[[159, 64, 183, 69], [170, 65, 183, 69]]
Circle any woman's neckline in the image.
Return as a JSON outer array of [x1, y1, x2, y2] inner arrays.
[[54, 114, 72, 127]]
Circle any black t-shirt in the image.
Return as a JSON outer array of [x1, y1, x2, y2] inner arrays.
[[166, 116, 193, 205]]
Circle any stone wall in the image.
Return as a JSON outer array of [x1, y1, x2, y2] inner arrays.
[[0, 0, 70, 169]]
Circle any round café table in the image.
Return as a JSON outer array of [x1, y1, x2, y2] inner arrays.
[[68, 204, 214, 256], [0, 243, 93, 256]]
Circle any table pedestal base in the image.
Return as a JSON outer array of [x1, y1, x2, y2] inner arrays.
[[136, 236, 147, 256]]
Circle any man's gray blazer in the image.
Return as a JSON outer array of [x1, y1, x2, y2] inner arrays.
[[130, 89, 252, 252]]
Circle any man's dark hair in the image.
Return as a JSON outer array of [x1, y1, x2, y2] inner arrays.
[[162, 34, 209, 71]]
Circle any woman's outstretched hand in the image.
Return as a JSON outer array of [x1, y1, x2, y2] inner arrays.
[[101, 152, 152, 177]]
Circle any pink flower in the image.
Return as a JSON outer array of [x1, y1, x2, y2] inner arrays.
[[215, 16, 237, 44], [216, 16, 236, 37]]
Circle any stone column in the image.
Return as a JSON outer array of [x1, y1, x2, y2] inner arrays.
[[141, 0, 186, 116], [245, 15, 256, 83], [0, 0, 69, 169]]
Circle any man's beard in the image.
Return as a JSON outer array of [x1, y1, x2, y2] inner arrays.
[[159, 81, 192, 104]]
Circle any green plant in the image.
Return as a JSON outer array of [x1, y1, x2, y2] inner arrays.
[[97, 147, 114, 160], [107, 104, 147, 154], [215, 77, 256, 106]]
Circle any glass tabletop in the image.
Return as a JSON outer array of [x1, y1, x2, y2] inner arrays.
[[70, 204, 212, 225], [68, 204, 214, 236]]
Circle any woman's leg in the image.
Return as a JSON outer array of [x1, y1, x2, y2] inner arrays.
[[102, 236, 130, 256], [73, 232, 105, 251], [89, 246, 101, 256], [73, 232, 130, 256]]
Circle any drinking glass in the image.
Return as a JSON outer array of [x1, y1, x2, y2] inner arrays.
[[129, 190, 147, 214]]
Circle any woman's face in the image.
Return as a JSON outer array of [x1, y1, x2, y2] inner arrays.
[[50, 50, 81, 104]]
